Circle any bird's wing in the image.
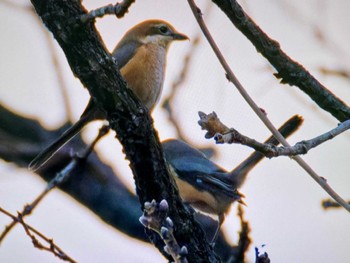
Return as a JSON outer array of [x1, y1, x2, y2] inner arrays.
[[163, 139, 225, 174], [163, 139, 243, 200], [111, 40, 141, 70], [175, 168, 242, 200]]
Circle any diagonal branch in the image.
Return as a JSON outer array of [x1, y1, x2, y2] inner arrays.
[[29, 0, 218, 261], [79, 0, 135, 23], [0, 207, 76, 262], [211, 0, 350, 122], [0, 125, 109, 243], [187, 0, 350, 212]]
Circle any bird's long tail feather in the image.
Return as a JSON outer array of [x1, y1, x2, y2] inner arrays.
[[29, 111, 96, 171]]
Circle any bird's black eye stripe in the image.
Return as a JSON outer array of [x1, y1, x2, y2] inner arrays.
[[159, 25, 169, 34]]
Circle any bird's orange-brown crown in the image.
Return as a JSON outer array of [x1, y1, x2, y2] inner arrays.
[[120, 19, 188, 47]]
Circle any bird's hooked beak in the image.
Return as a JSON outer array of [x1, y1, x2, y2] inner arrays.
[[171, 31, 189, 41]]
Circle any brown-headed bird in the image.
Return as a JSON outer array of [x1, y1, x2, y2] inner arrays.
[[29, 20, 188, 171]]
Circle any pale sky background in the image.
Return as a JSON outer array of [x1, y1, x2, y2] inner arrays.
[[0, 0, 350, 262]]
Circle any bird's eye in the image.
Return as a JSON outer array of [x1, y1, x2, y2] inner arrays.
[[159, 25, 169, 34]]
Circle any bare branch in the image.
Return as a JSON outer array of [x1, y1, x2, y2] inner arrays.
[[199, 111, 350, 158], [2, 0, 74, 120], [80, 0, 135, 23], [30, 1, 218, 261], [319, 67, 350, 80], [45, 33, 74, 121], [0, 125, 109, 243], [211, 0, 350, 122], [187, 0, 350, 212], [162, 35, 201, 141], [162, 2, 212, 142], [233, 206, 251, 262], [0, 102, 247, 261], [227, 114, 304, 187], [0, 207, 76, 263], [322, 199, 350, 209], [198, 111, 230, 139]]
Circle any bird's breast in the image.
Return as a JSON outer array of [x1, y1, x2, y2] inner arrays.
[[120, 44, 167, 111]]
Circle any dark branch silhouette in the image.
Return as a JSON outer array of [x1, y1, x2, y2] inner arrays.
[[211, 0, 350, 122], [26, 1, 218, 261]]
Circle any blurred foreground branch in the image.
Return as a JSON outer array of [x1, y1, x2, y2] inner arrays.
[[0, 103, 247, 261]]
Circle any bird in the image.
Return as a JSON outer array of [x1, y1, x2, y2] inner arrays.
[[162, 115, 303, 243], [29, 19, 188, 171]]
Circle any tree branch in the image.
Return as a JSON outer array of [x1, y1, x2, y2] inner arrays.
[[187, 0, 350, 212], [79, 0, 135, 23], [199, 111, 350, 158], [0, 125, 109, 243], [29, 0, 217, 261], [0, 207, 76, 262], [0, 102, 252, 261], [211, 0, 350, 122]]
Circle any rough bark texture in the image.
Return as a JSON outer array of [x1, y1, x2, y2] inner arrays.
[[28, 0, 219, 261], [0, 103, 243, 261]]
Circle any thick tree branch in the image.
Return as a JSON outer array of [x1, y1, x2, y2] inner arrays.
[[0, 103, 147, 242], [0, 103, 249, 261], [29, 0, 217, 261], [212, 0, 350, 122]]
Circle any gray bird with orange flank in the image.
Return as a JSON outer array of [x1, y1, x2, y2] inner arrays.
[[162, 115, 303, 243]]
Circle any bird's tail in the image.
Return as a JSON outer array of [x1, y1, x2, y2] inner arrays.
[[28, 109, 98, 172], [228, 115, 304, 187]]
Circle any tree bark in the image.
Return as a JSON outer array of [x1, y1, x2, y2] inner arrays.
[[28, 0, 219, 262]]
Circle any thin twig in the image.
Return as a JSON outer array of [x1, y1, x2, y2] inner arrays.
[[234, 206, 251, 262], [1, 1, 73, 120], [322, 199, 350, 209], [200, 112, 350, 158], [319, 67, 350, 80], [0, 207, 76, 262], [45, 33, 74, 121], [187, 0, 350, 212], [0, 125, 110, 243], [162, 2, 212, 142], [227, 114, 304, 187], [162, 36, 200, 141], [80, 0, 135, 23], [273, 0, 350, 66]]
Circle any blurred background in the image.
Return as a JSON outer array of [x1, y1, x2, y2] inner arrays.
[[0, 0, 349, 262]]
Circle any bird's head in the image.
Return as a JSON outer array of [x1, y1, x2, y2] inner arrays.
[[122, 19, 189, 48]]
